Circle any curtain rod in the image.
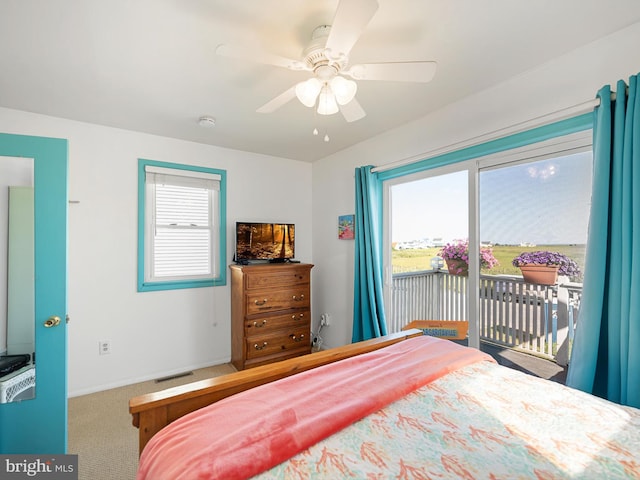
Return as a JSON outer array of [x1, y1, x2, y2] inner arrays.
[[372, 92, 617, 174]]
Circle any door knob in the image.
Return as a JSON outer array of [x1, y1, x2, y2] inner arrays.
[[44, 316, 61, 328]]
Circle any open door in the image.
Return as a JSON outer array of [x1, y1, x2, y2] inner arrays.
[[0, 133, 68, 453]]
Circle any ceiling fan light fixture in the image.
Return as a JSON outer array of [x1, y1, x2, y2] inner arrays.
[[295, 78, 322, 107], [317, 86, 339, 115], [330, 76, 357, 105]]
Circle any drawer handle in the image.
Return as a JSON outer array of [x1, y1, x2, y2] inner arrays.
[[292, 294, 305, 301], [253, 319, 267, 327], [290, 334, 305, 342], [254, 342, 268, 350], [254, 298, 268, 306], [291, 313, 304, 320]]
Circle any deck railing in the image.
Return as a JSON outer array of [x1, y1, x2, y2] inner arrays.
[[389, 269, 582, 364]]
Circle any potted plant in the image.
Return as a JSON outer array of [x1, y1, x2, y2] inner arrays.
[[439, 240, 498, 276], [512, 251, 581, 285]]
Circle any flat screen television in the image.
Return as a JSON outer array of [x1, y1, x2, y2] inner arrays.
[[235, 222, 295, 262]]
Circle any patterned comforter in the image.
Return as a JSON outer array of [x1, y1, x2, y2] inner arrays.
[[258, 360, 640, 479], [137, 336, 640, 479]]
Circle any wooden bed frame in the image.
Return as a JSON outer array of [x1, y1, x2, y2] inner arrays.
[[129, 329, 423, 454]]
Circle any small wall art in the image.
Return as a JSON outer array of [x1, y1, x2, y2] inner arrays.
[[338, 214, 355, 240]]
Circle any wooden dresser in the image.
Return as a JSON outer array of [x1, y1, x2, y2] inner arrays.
[[230, 263, 313, 370]]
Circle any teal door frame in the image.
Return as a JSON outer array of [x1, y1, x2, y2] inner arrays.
[[0, 132, 68, 453]]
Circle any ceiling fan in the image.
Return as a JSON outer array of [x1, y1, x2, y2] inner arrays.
[[215, 0, 437, 123]]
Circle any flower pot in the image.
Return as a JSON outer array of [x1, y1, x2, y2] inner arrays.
[[519, 264, 559, 285], [445, 259, 468, 276]]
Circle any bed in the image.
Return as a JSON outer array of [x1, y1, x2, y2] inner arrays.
[[129, 329, 640, 479]]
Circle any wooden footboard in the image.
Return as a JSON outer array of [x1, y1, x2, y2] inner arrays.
[[129, 329, 423, 455]]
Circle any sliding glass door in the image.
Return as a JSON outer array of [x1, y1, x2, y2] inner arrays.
[[383, 130, 593, 360]]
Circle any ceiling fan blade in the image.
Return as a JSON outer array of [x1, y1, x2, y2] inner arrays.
[[339, 97, 366, 123], [325, 0, 379, 59], [346, 61, 437, 83], [215, 44, 308, 71], [256, 85, 298, 113]]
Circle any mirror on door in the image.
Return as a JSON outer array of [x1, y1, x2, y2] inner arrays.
[[0, 156, 36, 403]]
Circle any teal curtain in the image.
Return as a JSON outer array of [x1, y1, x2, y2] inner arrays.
[[566, 74, 640, 408], [352, 165, 388, 342]]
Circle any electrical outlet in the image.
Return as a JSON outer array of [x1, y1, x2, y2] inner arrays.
[[98, 340, 111, 355], [320, 313, 331, 326]]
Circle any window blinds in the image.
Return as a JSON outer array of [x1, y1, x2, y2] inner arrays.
[[145, 166, 220, 280]]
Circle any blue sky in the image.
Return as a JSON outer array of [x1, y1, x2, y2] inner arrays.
[[391, 151, 592, 245]]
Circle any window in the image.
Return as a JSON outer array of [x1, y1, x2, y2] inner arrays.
[[390, 170, 468, 274], [138, 159, 226, 291], [479, 150, 592, 266]]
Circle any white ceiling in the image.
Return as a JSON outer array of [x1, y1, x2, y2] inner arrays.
[[2, 1, 640, 162]]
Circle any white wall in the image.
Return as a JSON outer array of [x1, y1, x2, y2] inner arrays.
[[311, 22, 640, 349], [0, 108, 312, 396]]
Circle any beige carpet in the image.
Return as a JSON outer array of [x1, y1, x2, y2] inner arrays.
[[68, 363, 237, 480]]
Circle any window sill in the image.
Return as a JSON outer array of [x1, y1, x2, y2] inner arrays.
[[138, 277, 226, 292]]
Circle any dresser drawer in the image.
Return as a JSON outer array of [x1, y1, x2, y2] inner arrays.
[[246, 289, 309, 315], [245, 327, 311, 360], [245, 268, 310, 290], [245, 310, 309, 335]]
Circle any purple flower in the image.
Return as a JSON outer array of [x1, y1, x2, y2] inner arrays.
[[439, 240, 498, 270], [512, 251, 581, 277]]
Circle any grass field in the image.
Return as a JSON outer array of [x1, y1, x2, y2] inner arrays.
[[392, 244, 586, 277]]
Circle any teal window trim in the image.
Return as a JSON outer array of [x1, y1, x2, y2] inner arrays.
[[137, 158, 227, 292], [377, 113, 593, 182]]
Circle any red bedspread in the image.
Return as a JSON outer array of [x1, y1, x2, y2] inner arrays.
[[137, 336, 492, 480]]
